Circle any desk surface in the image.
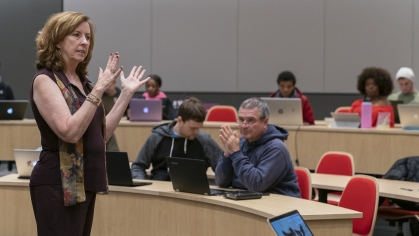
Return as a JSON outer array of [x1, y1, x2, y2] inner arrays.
[[0, 174, 360, 236], [311, 173, 419, 202]]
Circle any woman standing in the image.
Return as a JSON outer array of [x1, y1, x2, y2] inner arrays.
[[30, 11, 149, 235]]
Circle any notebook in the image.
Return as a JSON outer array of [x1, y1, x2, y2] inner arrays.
[[105, 151, 153, 187], [0, 100, 28, 120], [129, 98, 162, 122], [14, 149, 41, 179], [260, 97, 303, 126], [166, 157, 226, 196], [390, 100, 403, 124], [330, 112, 360, 128], [267, 210, 314, 236], [398, 104, 419, 130]]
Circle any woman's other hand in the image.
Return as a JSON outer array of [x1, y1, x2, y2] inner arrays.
[[120, 65, 150, 96]]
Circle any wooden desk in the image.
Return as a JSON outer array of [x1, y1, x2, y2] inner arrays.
[[311, 173, 419, 203], [3, 119, 419, 174], [0, 174, 359, 236], [292, 126, 419, 175]]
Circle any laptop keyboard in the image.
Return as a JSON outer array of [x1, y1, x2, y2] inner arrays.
[[132, 181, 153, 186]]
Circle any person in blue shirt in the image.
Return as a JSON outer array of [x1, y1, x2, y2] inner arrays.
[[215, 97, 300, 197]]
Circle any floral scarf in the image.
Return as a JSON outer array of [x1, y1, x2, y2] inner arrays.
[[53, 72, 108, 206]]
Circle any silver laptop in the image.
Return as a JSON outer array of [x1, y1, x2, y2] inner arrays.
[[260, 97, 303, 125], [14, 149, 41, 179], [330, 112, 360, 128], [398, 104, 419, 129], [0, 100, 28, 120], [267, 210, 314, 236], [129, 98, 162, 122]]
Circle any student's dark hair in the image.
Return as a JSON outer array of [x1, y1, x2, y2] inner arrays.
[[277, 71, 296, 85], [147, 74, 162, 88], [178, 97, 206, 122], [357, 67, 394, 97]]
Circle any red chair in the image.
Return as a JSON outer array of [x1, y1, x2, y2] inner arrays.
[[294, 167, 312, 200], [378, 197, 419, 236], [335, 106, 352, 113], [314, 151, 354, 205], [339, 175, 379, 236], [205, 105, 238, 122]]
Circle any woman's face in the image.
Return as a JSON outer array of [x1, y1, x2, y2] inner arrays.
[[146, 79, 159, 97], [365, 78, 379, 98], [56, 21, 91, 66]]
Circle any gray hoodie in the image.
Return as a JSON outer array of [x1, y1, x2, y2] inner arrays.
[[131, 121, 222, 180]]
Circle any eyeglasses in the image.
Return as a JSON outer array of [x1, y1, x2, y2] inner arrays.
[[237, 118, 264, 126]]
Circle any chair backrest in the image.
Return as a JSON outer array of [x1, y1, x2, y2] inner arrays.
[[335, 106, 352, 113], [205, 105, 238, 122], [315, 151, 355, 176], [294, 167, 312, 200], [339, 175, 379, 236]]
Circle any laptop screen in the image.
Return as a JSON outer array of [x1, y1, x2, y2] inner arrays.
[[267, 210, 313, 236], [129, 98, 162, 121], [0, 100, 28, 120], [260, 97, 303, 126]]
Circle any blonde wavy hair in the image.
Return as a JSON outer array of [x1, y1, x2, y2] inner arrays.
[[35, 11, 95, 77]]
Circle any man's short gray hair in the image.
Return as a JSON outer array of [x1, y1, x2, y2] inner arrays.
[[240, 97, 270, 119]]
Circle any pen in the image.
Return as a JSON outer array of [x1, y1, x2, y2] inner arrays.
[[399, 187, 413, 191]]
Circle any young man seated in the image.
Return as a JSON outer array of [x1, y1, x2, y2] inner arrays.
[[388, 67, 419, 104], [269, 71, 314, 125], [131, 97, 222, 180]]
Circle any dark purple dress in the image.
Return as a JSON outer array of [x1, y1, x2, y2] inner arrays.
[[29, 69, 107, 236]]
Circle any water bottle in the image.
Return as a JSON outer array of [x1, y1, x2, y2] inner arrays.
[[361, 101, 372, 128]]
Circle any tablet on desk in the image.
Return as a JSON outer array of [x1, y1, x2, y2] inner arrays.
[[267, 210, 314, 236]]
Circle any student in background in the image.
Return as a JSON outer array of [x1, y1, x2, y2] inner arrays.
[[215, 97, 301, 197], [387, 67, 419, 104], [142, 74, 176, 120], [269, 71, 314, 125], [0, 60, 15, 100], [127, 74, 176, 120], [102, 80, 120, 151], [0, 59, 16, 171], [131, 97, 222, 180], [350, 67, 395, 127]]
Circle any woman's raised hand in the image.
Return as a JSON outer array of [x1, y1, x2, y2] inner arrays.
[[96, 52, 122, 94], [120, 65, 150, 95]]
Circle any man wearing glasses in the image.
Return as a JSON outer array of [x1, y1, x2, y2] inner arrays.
[[214, 97, 301, 197]]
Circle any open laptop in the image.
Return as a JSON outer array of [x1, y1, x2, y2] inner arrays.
[[330, 112, 360, 128], [390, 100, 403, 124], [14, 149, 41, 179], [260, 97, 303, 125], [166, 157, 226, 196], [398, 104, 419, 130], [0, 100, 28, 120], [105, 151, 153, 187], [267, 210, 314, 236], [129, 98, 162, 122]]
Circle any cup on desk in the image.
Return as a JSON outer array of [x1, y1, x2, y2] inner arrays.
[[376, 112, 390, 129], [324, 117, 336, 128]]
